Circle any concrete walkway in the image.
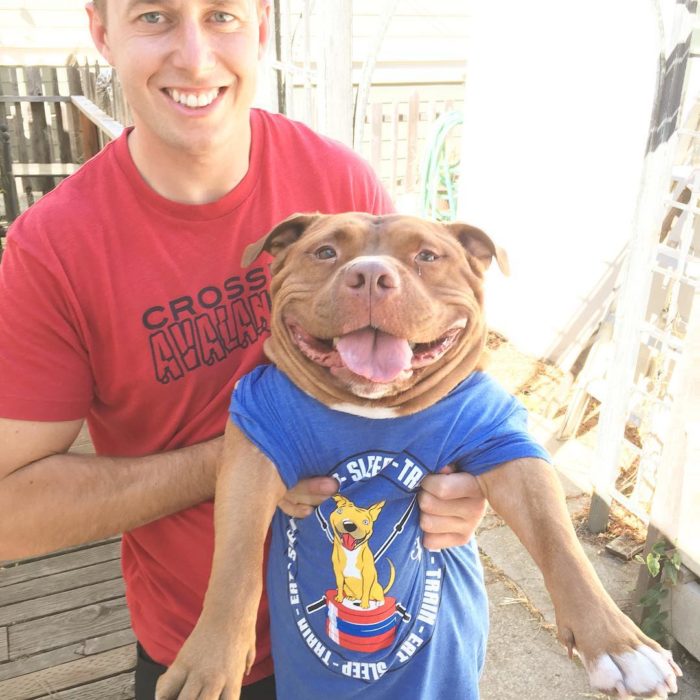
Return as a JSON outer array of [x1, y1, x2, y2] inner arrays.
[[478, 416, 700, 699]]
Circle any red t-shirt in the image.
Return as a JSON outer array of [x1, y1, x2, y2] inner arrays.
[[0, 108, 394, 680]]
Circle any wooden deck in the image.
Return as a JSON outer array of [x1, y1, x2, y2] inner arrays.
[[0, 428, 136, 699]]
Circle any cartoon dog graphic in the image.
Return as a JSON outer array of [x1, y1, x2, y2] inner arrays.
[[330, 495, 395, 609]]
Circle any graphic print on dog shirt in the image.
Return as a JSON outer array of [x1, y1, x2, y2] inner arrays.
[[230, 365, 551, 699]]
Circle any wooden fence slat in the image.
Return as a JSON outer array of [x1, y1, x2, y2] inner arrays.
[[47, 671, 135, 700], [370, 102, 383, 174], [0, 644, 135, 700], [8, 597, 131, 659], [390, 100, 400, 200], [0, 629, 135, 683], [0, 578, 125, 627], [0, 541, 121, 588], [25, 66, 54, 195], [1, 559, 122, 607], [405, 92, 420, 194], [47, 66, 73, 163], [2, 67, 28, 163]]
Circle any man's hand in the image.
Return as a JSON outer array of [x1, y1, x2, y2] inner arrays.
[[279, 469, 486, 551], [418, 468, 487, 550]]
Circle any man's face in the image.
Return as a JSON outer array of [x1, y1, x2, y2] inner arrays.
[[87, 0, 269, 157]]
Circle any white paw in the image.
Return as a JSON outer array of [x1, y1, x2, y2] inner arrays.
[[584, 645, 682, 698]]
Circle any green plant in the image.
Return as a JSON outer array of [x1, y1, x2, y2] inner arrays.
[[635, 539, 682, 644]]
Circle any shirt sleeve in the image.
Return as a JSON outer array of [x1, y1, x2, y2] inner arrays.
[[439, 373, 551, 476], [454, 402, 551, 475], [228, 367, 303, 490], [0, 231, 93, 421]]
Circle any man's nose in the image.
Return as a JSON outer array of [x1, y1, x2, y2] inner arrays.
[[171, 19, 216, 75]]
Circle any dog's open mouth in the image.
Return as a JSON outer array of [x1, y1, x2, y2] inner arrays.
[[287, 321, 466, 384]]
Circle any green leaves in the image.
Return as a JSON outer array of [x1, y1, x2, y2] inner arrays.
[[636, 538, 682, 645]]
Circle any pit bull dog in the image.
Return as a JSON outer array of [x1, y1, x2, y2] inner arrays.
[[157, 213, 682, 700]]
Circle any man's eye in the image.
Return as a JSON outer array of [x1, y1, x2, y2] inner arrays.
[[416, 250, 439, 262], [314, 246, 337, 260], [140, 11, 163, 24], [212, 11, 236, 23]]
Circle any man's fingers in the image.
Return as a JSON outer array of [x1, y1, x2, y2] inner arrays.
[[420, 512, 473, 536], [155, 667, 187, 700], [417, 491, 485, 519], [418, 471, 487, 550], [420, 471, 485, 500], [278, 476, 339, 517]]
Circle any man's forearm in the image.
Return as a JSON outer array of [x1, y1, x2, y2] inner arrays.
[[0, 437, 222, 560]]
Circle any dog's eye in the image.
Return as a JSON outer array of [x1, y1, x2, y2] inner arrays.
[[416, 250, 439, 263], [314, 246, 337, 260]]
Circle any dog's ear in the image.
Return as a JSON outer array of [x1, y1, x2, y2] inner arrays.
[[241, 213, 323, 267], [333, 495, 351, 509], [367, 500, 385, 522], [445, 222, 510, 276]]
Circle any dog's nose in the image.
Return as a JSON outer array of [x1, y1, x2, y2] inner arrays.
[[344, 258, 400, 296], [343, 520, 357, 532]]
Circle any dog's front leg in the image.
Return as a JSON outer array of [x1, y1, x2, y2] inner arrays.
[[477, 458, 681, 699], [156, 420, 286, 700]]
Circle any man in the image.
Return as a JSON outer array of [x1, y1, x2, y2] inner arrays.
[[0, 1, 486, 697]]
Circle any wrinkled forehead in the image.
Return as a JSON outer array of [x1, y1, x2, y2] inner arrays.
[[320, 214, 453, 255]]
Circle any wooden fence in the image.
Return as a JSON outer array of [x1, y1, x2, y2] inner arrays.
[[0, 63, 464, 227]]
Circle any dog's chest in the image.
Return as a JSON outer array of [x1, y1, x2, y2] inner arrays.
[[341, 547, 361, 578]]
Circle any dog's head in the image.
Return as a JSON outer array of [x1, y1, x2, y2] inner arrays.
[[329, 495, 384, 551], [243, 212, 508, 415]]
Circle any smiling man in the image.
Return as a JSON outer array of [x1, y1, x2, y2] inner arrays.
[[0, 1, 488, 698]]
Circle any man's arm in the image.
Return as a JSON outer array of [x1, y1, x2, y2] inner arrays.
[[0, 417, 221, 560], [156, 419, 286, 700]]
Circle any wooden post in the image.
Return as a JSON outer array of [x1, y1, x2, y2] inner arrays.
[[316, 0, 353, 145], [79, 112, 100, 162], [0, 123, 20, 223], [272, 0, 285, 115], [66, 64, 84, 162]]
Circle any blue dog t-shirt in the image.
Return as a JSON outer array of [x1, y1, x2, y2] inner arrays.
[[230, 365, 550, 699]]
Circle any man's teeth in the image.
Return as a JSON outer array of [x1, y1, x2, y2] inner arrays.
[[168, 88, 220, 108]]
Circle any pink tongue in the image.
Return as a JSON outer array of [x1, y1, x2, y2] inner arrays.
[[336, 328, 413, 382], [342, 533, 356, 550]]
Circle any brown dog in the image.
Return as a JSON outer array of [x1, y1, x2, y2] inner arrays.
[[156, 213, 681, 700]]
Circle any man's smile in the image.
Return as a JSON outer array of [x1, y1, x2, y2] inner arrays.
[[164, 87, 222, 109]]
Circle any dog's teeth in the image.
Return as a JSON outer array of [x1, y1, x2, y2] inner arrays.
[[333, 337, 339, 348]]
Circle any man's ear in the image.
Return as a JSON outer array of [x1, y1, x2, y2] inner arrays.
[[257, 0, 272, 60], [241, 213, 323, 267], [444, 222, 510, 276], [86, 2, 114, 66]]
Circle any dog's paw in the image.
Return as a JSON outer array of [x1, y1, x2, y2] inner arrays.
[[583, 645, 682, 699]]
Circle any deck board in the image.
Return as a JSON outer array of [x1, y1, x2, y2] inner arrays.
[[0, 426, 136, 698]]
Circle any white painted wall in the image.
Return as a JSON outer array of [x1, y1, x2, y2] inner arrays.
[[457, 1, 661, 367]]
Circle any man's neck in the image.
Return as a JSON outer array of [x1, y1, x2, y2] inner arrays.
[[126, 118, 253, 205]]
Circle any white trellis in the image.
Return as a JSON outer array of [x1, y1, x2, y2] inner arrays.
[[586, 0, 698, 532]]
